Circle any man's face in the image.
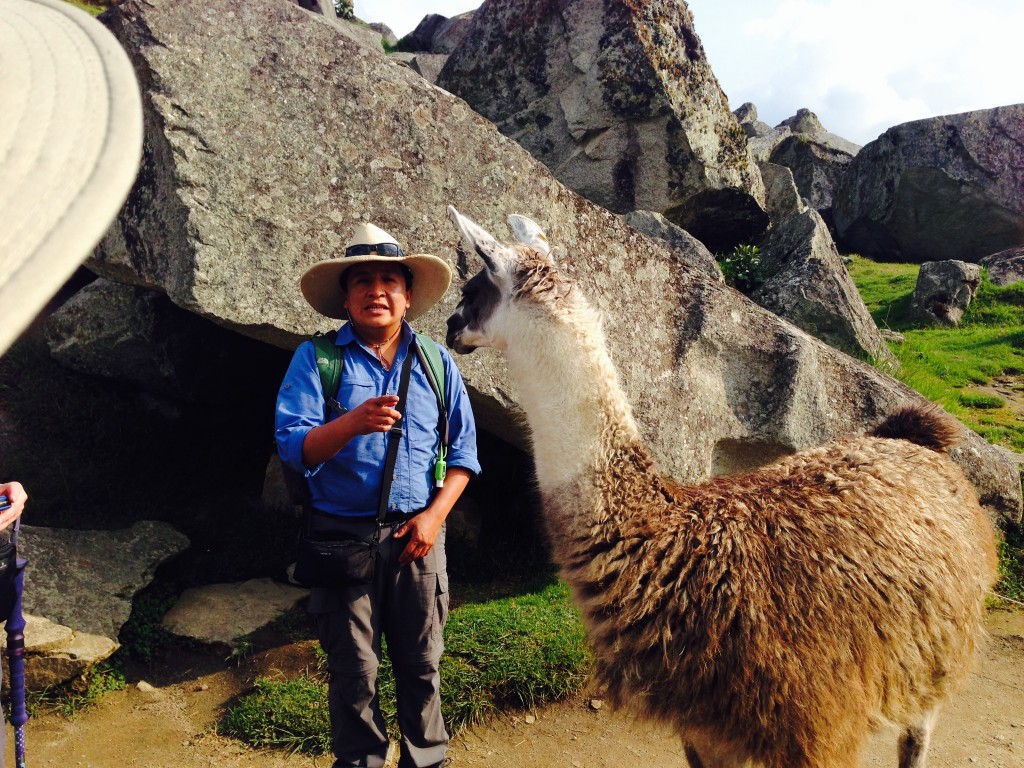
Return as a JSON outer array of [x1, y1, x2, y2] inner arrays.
[[342, 262, 413, 331]]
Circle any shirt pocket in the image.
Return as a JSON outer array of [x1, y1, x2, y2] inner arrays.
[[338, 373, 377, 414]]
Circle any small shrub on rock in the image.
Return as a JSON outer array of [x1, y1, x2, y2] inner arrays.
[[717, 244, 764, 292]]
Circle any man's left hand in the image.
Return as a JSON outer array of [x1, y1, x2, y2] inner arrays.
[[394, 509, 444, 567]]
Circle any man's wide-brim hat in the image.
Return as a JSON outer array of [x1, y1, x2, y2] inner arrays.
[[301, 223, 452, 322], [0, 0, 143, 356]]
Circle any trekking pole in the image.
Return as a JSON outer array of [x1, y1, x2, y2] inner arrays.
[[7, 550, 27, 768], [1, 495, 27, 768]]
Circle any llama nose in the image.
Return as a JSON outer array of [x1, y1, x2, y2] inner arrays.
[[445, 316, 467, 351]]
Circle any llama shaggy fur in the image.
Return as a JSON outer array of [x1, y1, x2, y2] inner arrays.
[[445, 207, 998, 768]]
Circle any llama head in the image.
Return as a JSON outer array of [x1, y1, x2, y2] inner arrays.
[[446, 206, 567, 354]]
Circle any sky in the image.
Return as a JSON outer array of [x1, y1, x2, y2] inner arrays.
[[352, 0, 1024, 147]]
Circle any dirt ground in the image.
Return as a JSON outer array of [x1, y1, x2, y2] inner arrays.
[[9, 608, 1023, 768]]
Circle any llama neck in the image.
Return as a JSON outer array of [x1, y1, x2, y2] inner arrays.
[[505, 298, 641, 494]]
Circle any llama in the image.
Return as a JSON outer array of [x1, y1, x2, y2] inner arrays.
[[444, 206, 998, 768]]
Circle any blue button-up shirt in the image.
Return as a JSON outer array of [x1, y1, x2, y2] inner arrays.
[[275, 322, 481, 517]]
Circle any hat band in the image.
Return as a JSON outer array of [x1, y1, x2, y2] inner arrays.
[[345, 243, 404, 258]]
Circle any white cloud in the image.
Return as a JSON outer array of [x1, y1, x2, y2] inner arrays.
[[692, 0, 1024, 143]]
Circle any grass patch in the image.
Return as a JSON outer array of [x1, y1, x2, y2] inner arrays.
[[846, 255, 918, 329], [963, 278, 1024, 326], [882, 325, 1024, 451], [220, 580, 590, 754], [848, 258, 1024, 452], [117, 582, 179, 663], [442, 579, 589, 726], [959, 392, 1006, 409], [23, 661, 127, 718], [220, 674, 332, 753], [996, 524, 1024, 603], [849, 257, 1024, 597]]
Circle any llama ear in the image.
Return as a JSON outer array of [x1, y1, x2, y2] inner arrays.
[[448, 205, 506, 273], [506, 214, 551, 256]]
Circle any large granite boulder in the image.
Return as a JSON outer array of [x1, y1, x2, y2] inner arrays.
[[759, 162, 807, 221], [620, 210, 722, 282], [19, 522, 190, 641], [751, 210, 895, 367], [435, 0, 767, 252], [94, 0, 1020, 526], [910, 260, 982, 326], [734, 102, 773, 139], [396, 13, 448, 51], [833, 105, 1024, 263], [397, 11, 474, 53], [769, 133, 858, 225], [736, 107, 860, 228], [745, 107, 860, 164], [389, 52, 449, 85], [367, 22, 398, 49], [429, 12, 476, 54], [980, 245, 1024, 286], [45, 278, 268, 404]]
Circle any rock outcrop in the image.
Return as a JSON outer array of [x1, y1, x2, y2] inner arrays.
[[833, 105, 1024, 263], [620, 210, 723, 282], [397, 11, 474, 53], [435, 0, 767, 252], [162, 578, 308, 646], [980, 245, 1024, 286], [751, 210, 895, 367], [734, 102, 773, 138], [367, 22, 398, 49], [910, 260, 982, 326], [90, 0, 1020, 528], [744, 107, 860, 164], [759, 162, 807, 221], [20, 521, 190, 641], [768, 134, 857, 227], [738, 106, 860, 228], [45, 278, 271, 404], [389, 52, 448, 84], [1, 615, 119, 691]]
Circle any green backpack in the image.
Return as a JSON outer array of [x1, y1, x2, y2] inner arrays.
[[306, 329, 450, 487]]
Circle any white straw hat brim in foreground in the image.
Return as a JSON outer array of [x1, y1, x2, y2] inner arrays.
[[0, 0, 143, 355]]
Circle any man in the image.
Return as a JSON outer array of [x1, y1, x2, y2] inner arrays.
[[276, 222, 480, 768]]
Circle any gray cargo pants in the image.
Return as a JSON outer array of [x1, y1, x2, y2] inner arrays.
[[307, 517, 449, 768]]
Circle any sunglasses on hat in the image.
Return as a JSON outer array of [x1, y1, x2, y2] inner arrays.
[[345, 243, 404, 258]]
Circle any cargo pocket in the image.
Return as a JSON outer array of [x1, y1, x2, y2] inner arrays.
[[418, 523, 446, 575], [432, 572, 450, 647]]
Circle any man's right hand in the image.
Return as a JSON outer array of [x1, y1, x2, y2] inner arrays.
[[303, 395, 403, 466], [346, 395, 402, 435]]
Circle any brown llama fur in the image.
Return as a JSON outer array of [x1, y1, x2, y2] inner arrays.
[[446, 208, 999, 768], [545, 404, 997, 767]]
